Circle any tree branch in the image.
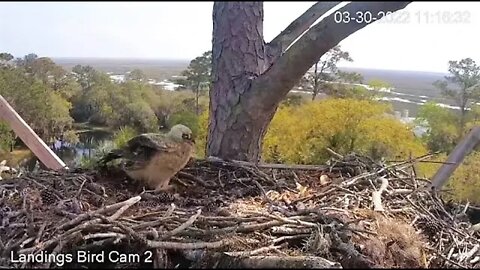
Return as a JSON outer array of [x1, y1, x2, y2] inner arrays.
[[268, 2, 341, 55], [253, 1, 412, 109]]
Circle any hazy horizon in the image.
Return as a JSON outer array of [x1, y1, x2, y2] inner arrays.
[[50, 56, 449, 75]]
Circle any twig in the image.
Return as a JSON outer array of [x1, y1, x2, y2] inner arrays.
[[372, 177, 389, 212], [107, 196, 142, 221], [160, 209, 202, 240], [34, 223, 47, 246], [425, 246, 468, 268], [147, 239, 229, 250], [18, 231, 81, 255], [58, 195, 142, 230], [206, 156, 333, 171], [326, 148, 344, 159], [272, 234, 311, 244], [83, 232, 126, 241], [75, 178, 87, 198], [251, 211, 318, 228], [177, 171, 210, 187], [164, 203, 176, 218], [225, 243, 286, 257]]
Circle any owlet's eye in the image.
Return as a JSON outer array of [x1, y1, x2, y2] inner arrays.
[[182, 133, 191, 140]]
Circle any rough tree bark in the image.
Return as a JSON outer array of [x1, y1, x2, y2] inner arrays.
[[208, 1, 412, 162]]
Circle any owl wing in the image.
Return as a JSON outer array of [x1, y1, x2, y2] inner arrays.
[[122, 134, 181, 171], [126, 134, 172, 151]]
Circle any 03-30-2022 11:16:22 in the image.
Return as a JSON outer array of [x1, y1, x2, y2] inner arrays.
[[333, 10, 471, 25]]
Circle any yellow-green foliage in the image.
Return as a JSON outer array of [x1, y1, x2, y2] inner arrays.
[[263, 98, 427, 164], [113, 126, 138, 148], [445, 151, 480, 204], [415, 153, 448, 179], [195, 109, 210, 158], [405, 151, 480, 204]]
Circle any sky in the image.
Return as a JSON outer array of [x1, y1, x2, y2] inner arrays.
[[1, 1, 479, 73]]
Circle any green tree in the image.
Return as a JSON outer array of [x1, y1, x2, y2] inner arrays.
[[416, 102, 463, 153], [0, 53, 14, 66], [181, 51, 212, 115], [72, 65, 97, 91], [125, 69, 147, 82], [337, 70, 364, 84], [0, 62, 75, 145], [29, 57, 57, 84], [70, 65, 102, 122], [15, 53, 38, 73], [434, 58, 480, 135], [368, 78, 392, 91], [300, 45, 354, 100]]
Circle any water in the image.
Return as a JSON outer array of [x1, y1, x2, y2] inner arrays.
[[20, 129, 114, 171]]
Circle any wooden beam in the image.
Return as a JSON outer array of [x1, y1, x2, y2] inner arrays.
[[0, 95, 67, 170]]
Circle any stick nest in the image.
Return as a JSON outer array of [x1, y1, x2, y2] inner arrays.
[[0, 153, 479, 269]]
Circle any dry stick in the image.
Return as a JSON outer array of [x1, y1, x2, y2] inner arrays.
[[58, 195, 142, 231], [225, 243, 287, 257], [18, 231, 81, 255], [0, 237, 5, 251], [250, 211, 318, 228], [425, 246, 468, 268], [177, 171, 210, 187], [147, 239, 228, 250], [160, 209, 202, 240], [271, 226, 313, 235], [342, 153, 436, 187], [164, 203, 176, 218], [293, 187, 338, 204], [75, 178, 88, 198], [107, 196, 142, 221], [251, 179, 275, 205], [272, 234, 311, 244], [188, 220, 285, 237], [461, 244, 479, 263], [20, 236, 36, 248], [132, 217, 176, 231], [205, 156, 332, 171], [92, 215, 147, 246], [34, 223, 47, 246], [372, 177, 389, 212], [2, 234, 29, 257], [238, 255, 342, 269], [46, 241, 64, 269], [35, 197, 141, 253], [83, 232, 126, 241], [326, 147, 344, 159]]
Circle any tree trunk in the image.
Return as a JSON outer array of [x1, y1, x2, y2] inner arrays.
[[208, 2, 272, 162], [195, 82, 201, 116], [208, 1, 412, 162]]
